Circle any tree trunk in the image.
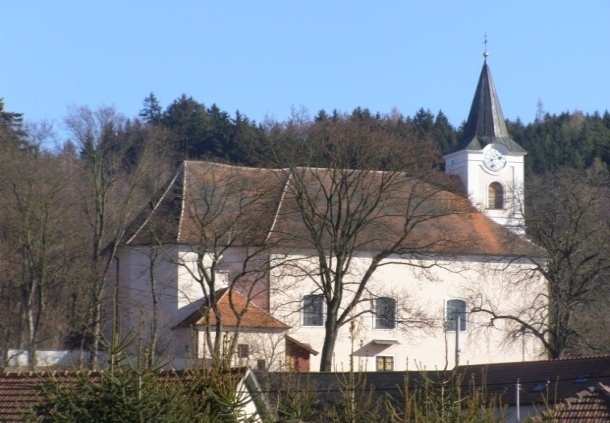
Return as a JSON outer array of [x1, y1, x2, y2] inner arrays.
[[148, 250, 159, 368], [319, 313, 339, 371], [25, 278, 38, 369], [91, 300, 102, 368], [26, 299, 37, 369], [110, 256, 121, 372], [27, 319, 36, 368]]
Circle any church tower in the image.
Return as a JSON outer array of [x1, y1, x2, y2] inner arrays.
[[444, 57, 526, 233]]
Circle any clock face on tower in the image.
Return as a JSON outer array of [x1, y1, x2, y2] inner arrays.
[[483, 146, 507, 172]]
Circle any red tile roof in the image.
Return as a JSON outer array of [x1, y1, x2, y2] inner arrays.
[[126, 160, 544, 258], [0, 369, 249, 423], [175, 288, 290, 331], [0, 373, 45, 422], [285, 335, 319, 355], [0, 371, 104, 422], [535, 383, 610, 422], [126, 161, 287, 247]]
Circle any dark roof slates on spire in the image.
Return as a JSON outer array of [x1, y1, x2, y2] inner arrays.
[[459, 63, 525, 154]]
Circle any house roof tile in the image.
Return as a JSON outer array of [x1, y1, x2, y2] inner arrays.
[[0, 369, 250, 422], [175, 288, 290, 331], [532, 382, 610, 422]]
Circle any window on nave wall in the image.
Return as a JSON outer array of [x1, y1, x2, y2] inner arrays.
[[374, 297, 396, 329], [446, 299, 467, 331], [488, 182, 504, 210], [303, 294, 324, 326]]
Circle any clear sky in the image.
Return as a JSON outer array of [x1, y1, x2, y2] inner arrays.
[[1, 1, 609, 133]]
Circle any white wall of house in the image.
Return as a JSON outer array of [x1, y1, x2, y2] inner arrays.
[[196, 329, 286, 371], [117, 245, 203, 367], [270, 252, 546, 372]]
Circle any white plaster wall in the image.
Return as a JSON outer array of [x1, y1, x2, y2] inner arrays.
[[270, 252, 546, 372], [118, 245, 205, 367], [118, 244, 546, 372], [175, 248, 210, 308], [175, 247, 254, 305], [196, 330, 286, 371]]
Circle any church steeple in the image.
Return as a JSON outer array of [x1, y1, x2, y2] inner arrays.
[[460, 61, 525, 153], [444, 53, 527, 234]]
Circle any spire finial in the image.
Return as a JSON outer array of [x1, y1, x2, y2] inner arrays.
[[483, 33, 489, 62]]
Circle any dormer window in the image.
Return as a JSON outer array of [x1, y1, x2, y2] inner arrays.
[[487, 182, 504, 209]]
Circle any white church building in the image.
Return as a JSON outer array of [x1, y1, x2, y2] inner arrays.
[[115, 59, 547, 372]]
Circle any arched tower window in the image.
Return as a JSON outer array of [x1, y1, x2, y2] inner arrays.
[[487, 182, 504, 210]]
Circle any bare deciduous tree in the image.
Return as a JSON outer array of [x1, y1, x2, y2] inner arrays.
[[65, 106, 171, 368], [265, 119, 470, 371], [471, 165, 610, 358], [0, 132, 81, 367]]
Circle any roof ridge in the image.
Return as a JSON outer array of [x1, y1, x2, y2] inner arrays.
[[0, 369, 103, 378], [0, 368, 249, 378], [126, 165, 184, 246], [184, 159, 284, 173], [177, 161, 188, 242], [459, 354, 610, 369], [265, 172, 292, 243]]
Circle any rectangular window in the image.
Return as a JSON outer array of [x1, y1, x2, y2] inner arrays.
[[375, 297, 396, 329], [237, 344, 250, 359], [376, 356, 394, 371], [446, 299, 467, 331], [256, 359, 266, 371], [303, 294, 324, 326]]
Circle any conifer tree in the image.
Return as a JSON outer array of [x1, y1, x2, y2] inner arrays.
[[139, 92, 162, 125]]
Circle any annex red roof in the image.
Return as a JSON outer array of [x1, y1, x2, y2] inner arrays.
[[175, 288, 289, 331]]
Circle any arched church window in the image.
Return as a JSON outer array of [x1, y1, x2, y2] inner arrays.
[[488, 182, 504, 210]]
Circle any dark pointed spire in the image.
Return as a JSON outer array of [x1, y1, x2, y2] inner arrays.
[[464, 62, 509, 140], [460, 61, 525, 153]]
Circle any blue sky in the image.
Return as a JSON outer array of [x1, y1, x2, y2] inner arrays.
[[1, 1, 609, 133]]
